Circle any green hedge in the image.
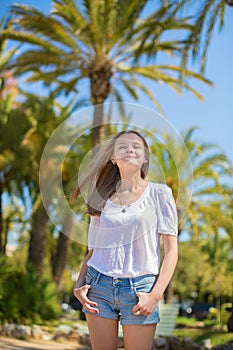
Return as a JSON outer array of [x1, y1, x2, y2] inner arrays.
[[0, 257, 60, 324]]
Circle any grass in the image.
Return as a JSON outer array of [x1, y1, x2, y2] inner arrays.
[[173, 316, 233, 346]]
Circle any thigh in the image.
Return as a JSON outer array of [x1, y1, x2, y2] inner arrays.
[[86, 314, 119, 350], [122, 324, 156, 350]]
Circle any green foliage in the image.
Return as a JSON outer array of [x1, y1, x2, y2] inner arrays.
[[0, 256, 60, 324], [174, 239, 233, 303], [174, 325, 233, 346], [176, 316, 217, 327], [219, 303, 233, 324]]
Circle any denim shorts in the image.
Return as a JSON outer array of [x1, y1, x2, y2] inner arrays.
[[83, 266, 160, 325]]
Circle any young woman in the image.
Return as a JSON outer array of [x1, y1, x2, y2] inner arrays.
[[72, 130, 178, 350]]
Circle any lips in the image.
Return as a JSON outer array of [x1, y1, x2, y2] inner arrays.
[[124, 156, 136, 160]]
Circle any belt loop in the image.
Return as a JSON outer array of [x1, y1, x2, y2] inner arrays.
[[96, 272, 101, 284], [129, 278, 134, 290]]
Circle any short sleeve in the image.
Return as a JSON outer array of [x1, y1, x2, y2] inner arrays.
[[156, 185, 178, 236]]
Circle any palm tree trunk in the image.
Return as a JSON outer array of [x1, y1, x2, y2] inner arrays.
[[89, 59, 112, 147], [52, 213, 73, 288], [28, 195, 48, 275], [92, 104, 105, 147]]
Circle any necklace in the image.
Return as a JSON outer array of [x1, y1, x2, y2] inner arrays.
[[121, 204, 130, 213], [116, 191, 134, 213], [114, 180, 148, 213]]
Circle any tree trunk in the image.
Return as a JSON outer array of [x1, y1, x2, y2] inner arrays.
[[28, 196, 48, 275], [92, 104, 104, 148], [89, 58, 112, 147], [52, 213, 73, 288], [227, 308, 233, 332], [226, 0, 233, 6]]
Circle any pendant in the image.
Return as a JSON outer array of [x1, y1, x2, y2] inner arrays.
[[121, 208, 126, 213]]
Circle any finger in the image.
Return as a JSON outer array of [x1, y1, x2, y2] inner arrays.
[[84, 298, 98, 306], [84, 302, 99, 313], [133, 309, 142, 316], [132, 304, 141, 314]]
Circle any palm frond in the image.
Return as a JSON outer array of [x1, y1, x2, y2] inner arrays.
[[1, 0, 215, 113], [52, 0, 87, 30], [200, 1, 224, 71], [156, 65, 212, 85], [179, 0, 226, 73], [9, 3, 80, 49], [128, 78, 164, 114], [0, 30, 64, 55], [118, 64, 211, 100], [0, 46, 20, 71], [119, 78, 138, 100]]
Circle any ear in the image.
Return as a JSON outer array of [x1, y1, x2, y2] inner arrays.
[[111, 159, 116, 165]]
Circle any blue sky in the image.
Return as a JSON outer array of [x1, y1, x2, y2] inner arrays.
[[1, 0, 233, 167]]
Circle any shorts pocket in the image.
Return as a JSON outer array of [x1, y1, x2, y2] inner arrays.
[[85, 268, 96, 286], [85, 274, 92, 285], [134, 276, 156, 294]]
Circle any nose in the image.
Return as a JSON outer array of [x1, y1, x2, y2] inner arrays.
[[126, 145, 133, 153]]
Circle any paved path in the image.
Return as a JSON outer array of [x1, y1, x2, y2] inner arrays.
[[0, 337, 87, 350]]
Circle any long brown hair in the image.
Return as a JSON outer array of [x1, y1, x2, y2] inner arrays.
[[71, 130, 150, 216]]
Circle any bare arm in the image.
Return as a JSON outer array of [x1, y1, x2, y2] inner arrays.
[[73, 249, 99, 314], [150, 234, 178, 301], [73, 249, 93, 289], [133, 235, 178, 316]]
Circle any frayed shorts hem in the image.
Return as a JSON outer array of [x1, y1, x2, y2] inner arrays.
[[83, 308, 160, 325]]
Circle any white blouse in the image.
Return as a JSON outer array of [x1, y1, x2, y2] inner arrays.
[[87, 182, 178, 277]]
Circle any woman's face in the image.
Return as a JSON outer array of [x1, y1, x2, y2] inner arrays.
[[113, 133, 146, 171]]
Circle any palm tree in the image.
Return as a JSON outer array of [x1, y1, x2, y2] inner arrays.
[[150, 127, 232, 234], [148, 127, 233, 302], [181, 128, 233, 242], [18, 92, 84, 275], [1, 0, 211, 146], [0, 17, 22, 254], [0, 71, 23, 254], [51, 131, 93, 287], [159, 0, 233, 73]]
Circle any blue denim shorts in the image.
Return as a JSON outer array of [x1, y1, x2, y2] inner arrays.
[[83, 266, 160, 325]]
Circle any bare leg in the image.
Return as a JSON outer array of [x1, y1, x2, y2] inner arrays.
[[86, 314, 119, 350], [122, 324, 156, 350]]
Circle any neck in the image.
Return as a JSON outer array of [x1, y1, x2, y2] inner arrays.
[[117, 169, 146, 192]]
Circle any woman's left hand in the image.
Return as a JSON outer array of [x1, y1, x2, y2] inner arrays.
[[132, 292, 159, 316]]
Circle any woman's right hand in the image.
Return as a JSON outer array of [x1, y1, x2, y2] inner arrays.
[[73, 284, 99, 314]]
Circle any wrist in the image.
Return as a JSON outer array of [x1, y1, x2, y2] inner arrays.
[[149, 289, 163, 302], [73, 282, 84, 290]]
